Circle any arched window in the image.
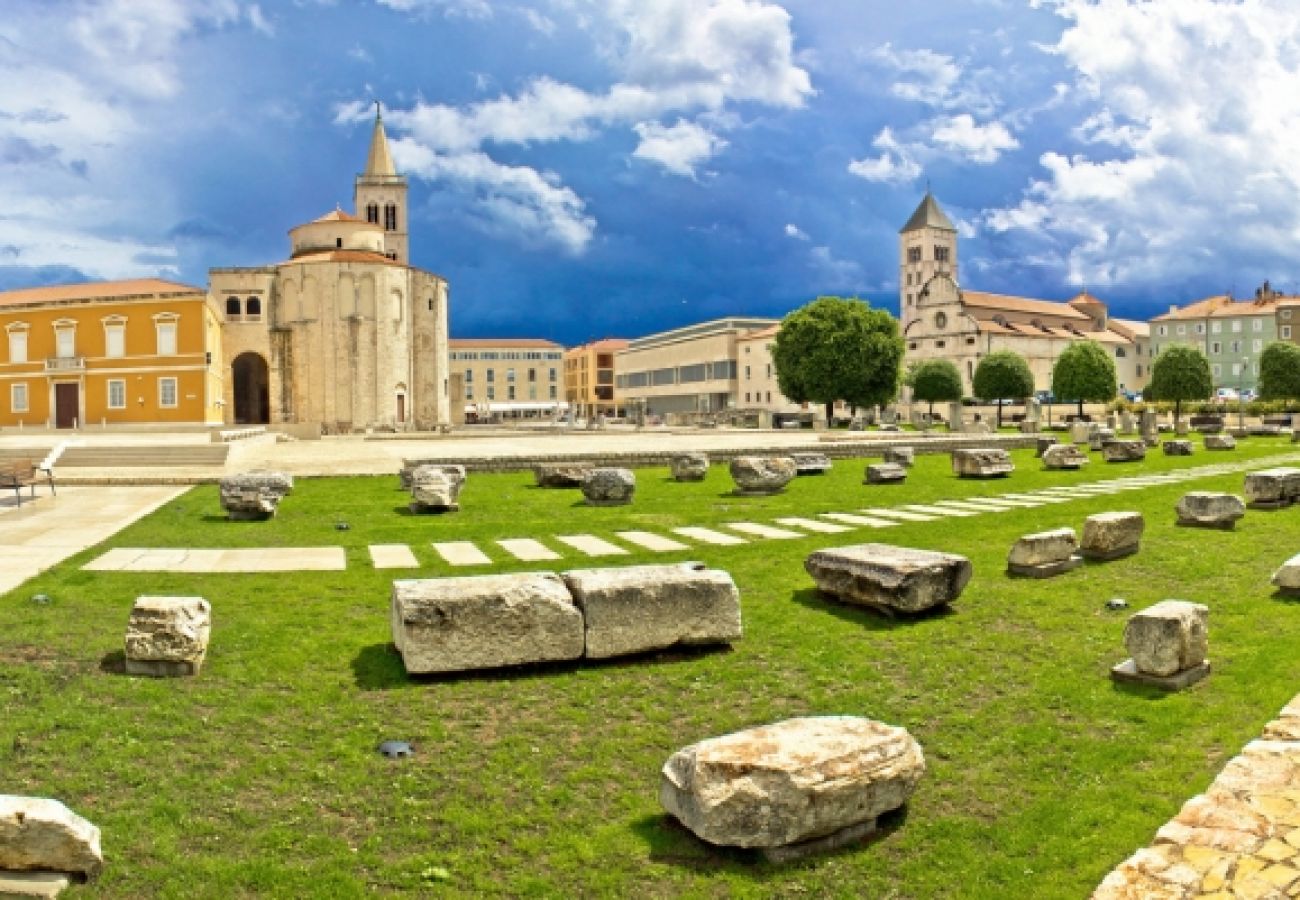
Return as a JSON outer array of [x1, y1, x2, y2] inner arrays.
[[1115, 347, 1126, 358], [366, 203, 379, 224], [384, 204, 397, 231], [225, 297, 241, 317], [246, 297, 261, 317]]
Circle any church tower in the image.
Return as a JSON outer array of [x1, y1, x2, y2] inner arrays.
[[899, 191, 958, 332], [354, 103, 409, 264]]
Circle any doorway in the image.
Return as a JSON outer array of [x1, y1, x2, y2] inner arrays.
[[54, 383, 79, 429], [232, 353, 270, 424]]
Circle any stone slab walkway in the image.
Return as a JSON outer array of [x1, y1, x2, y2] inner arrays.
[[615, 530, 689, 552], [1094, 693, 1300, 899], [432, 541, 493, 566], [496, 538, 561, 562], [85, 546, 346, 572], [369, 544, 420, 569]]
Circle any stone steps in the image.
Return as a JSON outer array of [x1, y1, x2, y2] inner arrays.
[[55, 445, 230, 467]]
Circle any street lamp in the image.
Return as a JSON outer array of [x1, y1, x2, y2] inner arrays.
[[1239, 356, 1249, 432]]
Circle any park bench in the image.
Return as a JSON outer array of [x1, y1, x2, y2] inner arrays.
[[0, 458, 56, 506]]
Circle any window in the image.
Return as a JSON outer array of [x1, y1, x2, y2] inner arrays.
[[1211, 342, 1221, 354], [934, 246, 950, 263], [159, 377, 178, 408], [10, 382, 28, 412], [744, 366, 751, 379], [1231, 363, 1242, 377], [549, 385, 556, 400], [1212, 321, 1222, 333], [1115, 347, 1126, 358], [1195, 323, 1205, 334], [366, 203, 379, 224], [1254, 339, 1263, 352], [156, 321, 177, 356], [507, 385, 515, 400], [906, 294, 913, 306], [54, 322, 75, 358], [908, 341, 918, 350], [745, 392, 751, 403], [107, 379, 125, 409], [907, 247, 922, 263], [1232, 320, 1242, 332], [465, 386, 474, 400], [506, 368, 515, 383], [1136, 365, 1142, 377], [1157, 325, 1168, 336], [906, 273, 913, 286], [487, 386, 495, 400], [1176, 324, 1186, 335], [1283, 309, 1293, 319], [549, 368, 557, 382], [966, 337, 975, 345], [1284, 326, 1293, 339], [246, 298, 260, 317], [766, 364, 772, 378], [935, 340, 946, 349], [464, 369, 473, 383], [1253, 319, 1263, 332], [528, 368, 536, 383], [1212, 364, 1222, 377], [225, 297, 241, 316], [486, 369, 494, 383], [766, 392, 771, 403], [384, 204, 397, 231], [8, 327, 28, 363], [528, 385, 536, 400], [935, 311, 947, 329], [105, 322, 125, 359], [1230, 340, 1241, 353]]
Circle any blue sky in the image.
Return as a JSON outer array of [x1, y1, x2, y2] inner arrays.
[[4, 0, 1300, 343]]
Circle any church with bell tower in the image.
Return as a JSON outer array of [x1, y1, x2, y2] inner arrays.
[[354, 104, 409, 265]]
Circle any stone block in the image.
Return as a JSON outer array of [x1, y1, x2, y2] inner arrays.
[[1119, 599, 1209, 679], [0, 871, 72, 898], [533, 463, 593, 488], [1081, 511, 1144, 560], [1070, 421, 1091, 444], [1163, 439, 1194, 456], [581, 468, 636, 506], [659, 716, 925, 851], [1244, 467, 1300, 509], [729, 456, 796, 495], [1035, 436, 1057, 457], [670, 453, 709, 482], [951, 448, 1013, 478], [791, 452, 832, 475], [409, 464, 465, 512], [864, 463, 907, 484], [1204, 433, 1237, 450], [1271, 552, 1300, 595], [1007, 527, 1081, 577], [561, 562, 741, 659], [1041, 443, 1089, 470], [218, 471, 292, 520], [804, 543, 972, 615], [1110, 658, 1211, 690], [124, 596, 211, 677], [1102, 440, 1146, 462], [1176, 492, 1246, 529], [0, 796, 102, 880], [390, 573, 584, 674], [883, 446, 915, 467], [1088, 428, 1116, 451]]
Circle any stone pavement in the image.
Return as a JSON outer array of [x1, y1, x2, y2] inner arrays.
[[0, 485, 185, 596], [1094, 694, 1300, 899]]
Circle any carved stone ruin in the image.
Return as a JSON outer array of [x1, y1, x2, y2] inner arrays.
[[1081, 511, 1144, 561], [804, 543, 972, 615], [1175, 492, 1246, 530], [951, 448, 1013, 478], [1111, 600, 1210, 690], [1007, 527, 1082, 578], [124, 596, 211, 677]]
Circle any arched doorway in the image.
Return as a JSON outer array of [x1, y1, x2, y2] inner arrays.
[[232, 352, 270, 424]]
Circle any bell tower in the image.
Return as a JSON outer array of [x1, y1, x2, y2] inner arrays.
[[899, 190, 958, 332], [353, 102, 409, 264]]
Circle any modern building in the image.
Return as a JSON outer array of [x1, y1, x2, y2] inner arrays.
[[563, 338, 627, 419], [208, 107, 449, 432], [1150, 283, 1293, 393], [449, 338, 565, 421], [0, 279, 225, 429], [1277, 299, 1300, 346], [900, 192, 1150, 396]]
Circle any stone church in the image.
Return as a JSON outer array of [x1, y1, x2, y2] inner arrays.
[[209, 107, 450, 432]]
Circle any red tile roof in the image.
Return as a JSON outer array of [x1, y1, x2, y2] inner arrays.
[[0, 278, 204, 309], [962, 290, 1091, 320], [450, 338, 564, 349]]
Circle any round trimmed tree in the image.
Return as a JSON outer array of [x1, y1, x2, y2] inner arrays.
[[1146, 344, 1212, 424], [910, 359, 963, 419], [1052, 340, 1117, 418], [1258, 341, 1300, 403], [972, 350, 1033, 428], [772, 296, 904, 423]]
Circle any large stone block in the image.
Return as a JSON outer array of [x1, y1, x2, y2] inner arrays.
[[581, 467, 636, 506], [804, 543, 972, 614], [1175, 492, 1246, 529], [409, 464, 465, 512], [883, 446, 915, 468], [1271, 552, 1300, 595], [1035, 436, 1057, 457], [1081, 511, 1144, 560], [1101, 440, 1146, 462], [864, 463, 907, 484], [791, 452, 832, 475], [1244, 467, 1300, 509], [1088, 428, 1116, 451], [390, 573, 584, 674], [1007, 528, 1081, 577], [1162, 439, 1193, 456], [124, 596, 211, 677], [670, 453, 709, 482], [0, 796, 102, 880], [561, 562, 741, 659], [1122, 600, 1209, 677], [218, 471, 293, 520], [1070, 421, 1091, 444], [1041, 443, 1089, 470], [729, 456, 796, 495], [1204, 433, 1236, 450], [660, 717, 925, 852], [533, 463, 593, 488], [951, 448, 1013, 478]]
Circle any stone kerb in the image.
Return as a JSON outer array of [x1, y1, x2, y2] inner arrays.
[[581, 467, 636, 506], [951, 448, 1014, 478], [1111, 600, 1210, 690], [1007, 528, 1082, 578], [659, 716, 925, 860], [218, 470, 293, 520], [729, 456, 797, 495], [124, 596, 211, 677], [804, 543, 973, 615], [1101, 440, 1146, 463], [1176, 492, 1247, 530], [0, 795, 103, 886], [1081, 512, 1144, 561], [1244, 467, 1300, 509]]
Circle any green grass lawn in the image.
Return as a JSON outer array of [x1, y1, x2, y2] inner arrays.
[[4, 439, 1300, 897]]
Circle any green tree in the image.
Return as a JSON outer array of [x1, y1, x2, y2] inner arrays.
[[910, 359, 963, 419], [972, 350, 1034, 428], [1258, 341, 1300, 402], [1146, 344, 1212, 424], [772, 296, 904, 423], [1051, 340, 1118, 418]]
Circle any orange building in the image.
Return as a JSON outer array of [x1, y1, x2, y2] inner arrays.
[[563, 338, 628, 418], [0, 279, 224, 429]]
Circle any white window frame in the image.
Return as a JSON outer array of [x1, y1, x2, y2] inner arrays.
[[103, 316, 126, 359], [10, 382, 28, 412], [158, 377, 178, 408], [53, 319, 76, 359], [7, 324, 28, 364], [1253, 339, 1263, 352], [153, 313, 179, 356], [1253, 319, 1263, 332], [1211, 321, 1222, 334], [107, 379, 126, 410], [1212, 363, 1222, 378], [1195, 323, 1205, 334], [1283, 325, 1293, 339], [1232, 320, 1242, 332], [1157, 325, 1168, 336], [1176, 324, 1186, 335], [1211, 342, 1221, 354]]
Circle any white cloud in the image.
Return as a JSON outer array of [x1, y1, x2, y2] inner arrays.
[[809, 245, 863, 285], [871, 44, 961, 106], [247, 4, 274, 35], [519, 8, 555, 35], [375, 0, 492, 19], [784, 223, 808, 241], [847, 127, 921, 184], [632, 119, 726, 177], [988, 0, 1300, 289], [929, 113, 1018, 163]]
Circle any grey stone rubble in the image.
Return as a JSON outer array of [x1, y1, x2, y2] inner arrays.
[[1243, 466, 1300, 508], [1007, 527, 1082, 578], [581, 467, 636, 506], [804, 543, 972, 615], [391, 563, 741, 674], [790, 452, 832, 475], [218, 470, 293, 520], [0, 795, 103, 883], [882, 446, 915, 467], [1041, 443, 1089, 470], [399, 457, 448, 489], [562, 562, 741, 659], [864, 463, 907, 484], [1035, 436, 1057, 457], [1101, 440, 1146, 462], [1070, 421, 1091, 444], [1112, 599, 1211, 690], [729, 456, 797, 495], [670, 453, 709, 482], [659, 716, 925, 858], [1175, 491, 1247, 529], [1088, 427, 1117, 451], [1081, 511, 1144, 561], [1162, 439, 1193, 456], [1272, 552, 1300, 595], [124, 596, 211, 677], [408, 464, 465, 513], [951, 448, 1013, 478], [533, 462, 593, 488], [1205, 433, 1237, 450]]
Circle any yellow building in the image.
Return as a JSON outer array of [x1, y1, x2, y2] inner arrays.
[[0, 278, 224, 429], [563, 338, 628, 418], [448, 338, 565, 421]]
